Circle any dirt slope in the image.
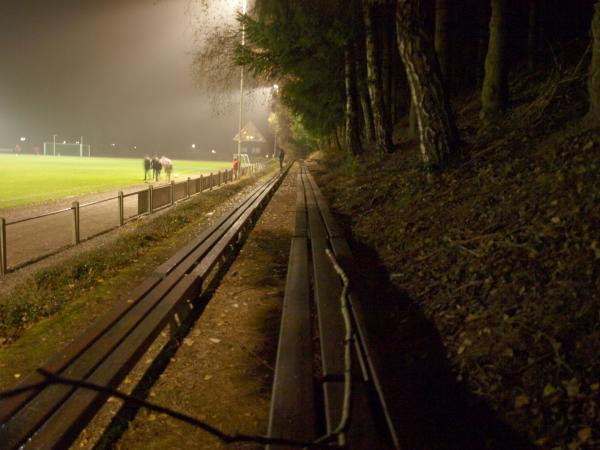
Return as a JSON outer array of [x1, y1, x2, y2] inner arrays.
[[312, 66, 599, 448]]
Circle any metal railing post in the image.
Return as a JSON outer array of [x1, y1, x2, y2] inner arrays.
[[118, 191, 124, 226], [0, 218, 7, 275], [200, 174, 203, 192], [149, 185, 154, 214], [170, 181, 175, 205], [187, 177, 191, 198], [72, 201, 80, 245], [210, 172, 213, 190], [218, 170, 221, 186]]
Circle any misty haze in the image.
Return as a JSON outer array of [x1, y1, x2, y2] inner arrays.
[[0, 0, 271, 159]]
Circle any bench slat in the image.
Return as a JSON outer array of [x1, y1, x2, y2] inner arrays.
[[303, 171, 346, 434], [192, 178, 278, 281], [304, 173, 344, 239], [330, 236, 400, 448], [308, 173, 398, 449], [294, 174, 307, 237], [0, 273, 162, 425], [153, 177, 273, 277], [25, 274, 203, 449], [267, 237, 316, 447]]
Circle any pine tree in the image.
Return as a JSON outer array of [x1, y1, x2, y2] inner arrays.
[[238, 1, 347, 140]]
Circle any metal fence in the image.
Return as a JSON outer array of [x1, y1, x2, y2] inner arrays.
[[0, 164, 264, 275]]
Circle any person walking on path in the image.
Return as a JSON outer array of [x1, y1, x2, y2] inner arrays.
[[278, 148, 285, 170], [144, 156, 151, 181], [233, 157, 239, 180]]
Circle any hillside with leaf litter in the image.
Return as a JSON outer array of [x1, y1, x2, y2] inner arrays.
[[313, 58, 600, 449]]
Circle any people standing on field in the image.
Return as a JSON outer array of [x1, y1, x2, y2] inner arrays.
[[144, 155, 151, 181], [152, 156, 162, 181], [160, 156, 173, 181]]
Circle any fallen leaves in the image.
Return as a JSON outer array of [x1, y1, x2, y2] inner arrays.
[[318, 119, 600, 448], [514, 394, 530, 409], [543, 383, 558, 397], [562, 378, 580, 398], [577, 427, 592, 444]]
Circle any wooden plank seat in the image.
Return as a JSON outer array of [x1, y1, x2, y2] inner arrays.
[[0, 167, 289, 450], [267, 173, 316, 449], [267, 164, 400, 449]]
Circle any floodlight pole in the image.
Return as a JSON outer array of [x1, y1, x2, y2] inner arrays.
[[237, 0, 248, 165]]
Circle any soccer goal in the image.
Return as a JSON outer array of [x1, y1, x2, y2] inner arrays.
[[43, 142, 91, 157]]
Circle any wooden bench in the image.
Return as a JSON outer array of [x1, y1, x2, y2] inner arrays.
[[0, 167, 289, 450], [267, 164, 401, 449]]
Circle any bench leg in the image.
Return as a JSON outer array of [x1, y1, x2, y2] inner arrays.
[[169, 314, 181, 339], [219, 252, 229, 268]]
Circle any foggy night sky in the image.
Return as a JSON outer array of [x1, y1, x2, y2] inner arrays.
[[0, 0, 270, 159]]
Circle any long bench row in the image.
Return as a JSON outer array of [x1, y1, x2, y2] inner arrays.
[[0, 166, 289, 449], [267, 164, 401, 449]]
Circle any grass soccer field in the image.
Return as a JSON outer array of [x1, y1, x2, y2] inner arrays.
[[0, 155, 231, 209]]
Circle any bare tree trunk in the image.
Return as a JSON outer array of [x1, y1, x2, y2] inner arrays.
[[345, 43, 362, 155], [396, 0, 458, 169], [528, 0, 538, 71], [480, 0, 508, 124], [355, 39, 376, 144], [435, 0, 450, 82], [363, 0, 393, 155], [360, 93, 375, 143], [408, 99, 417, 139], [589, 0, 600, 124]]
